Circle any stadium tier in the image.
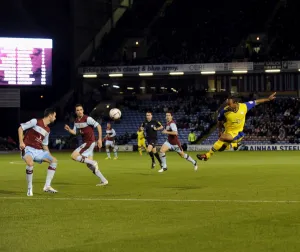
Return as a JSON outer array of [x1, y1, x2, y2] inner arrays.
[[94, 0, 295, 65]]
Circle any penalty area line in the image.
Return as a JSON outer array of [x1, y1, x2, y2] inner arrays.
[[0, 197, 300, 204]]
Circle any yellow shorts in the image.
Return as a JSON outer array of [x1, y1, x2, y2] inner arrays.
[[138, 140, 146, 147], [224, 130, 245, 142]]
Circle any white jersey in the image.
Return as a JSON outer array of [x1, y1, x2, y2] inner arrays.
[[106, 128, 116, 141]]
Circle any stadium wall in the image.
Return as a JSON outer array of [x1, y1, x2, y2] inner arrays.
[[187, 145, 300, 151]]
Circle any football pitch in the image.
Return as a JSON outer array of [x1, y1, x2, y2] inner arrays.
[[1, 151, 300, 252]]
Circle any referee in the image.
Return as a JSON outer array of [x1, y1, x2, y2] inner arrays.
[[141, 112, 163, 168]]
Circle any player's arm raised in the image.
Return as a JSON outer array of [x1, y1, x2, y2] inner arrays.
[[64, 124, 76, 135], [18, 119, 37, 150], [255, 92, 276, 105], [245, 92, 276, 111]]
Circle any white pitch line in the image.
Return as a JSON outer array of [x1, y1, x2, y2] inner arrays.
[[0, 196, 300, 203]]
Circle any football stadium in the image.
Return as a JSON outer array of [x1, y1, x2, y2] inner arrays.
[[1, 0, 300, 251]]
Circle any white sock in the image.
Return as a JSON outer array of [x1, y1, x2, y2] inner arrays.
[[86, 163, 107, 183], [184, 153, 196, 165], [45, 163, 57, 187], [26, 165, 33, 189], [160, 152, 167, 168], [95, 170, 108, 183], [106, 149, 111, 158], [113, 150, 118, 158], [76, 155, 96, 166]]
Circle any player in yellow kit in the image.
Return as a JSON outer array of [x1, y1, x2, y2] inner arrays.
[[137, 127, 147, 155], [197, 92, 276, 161]]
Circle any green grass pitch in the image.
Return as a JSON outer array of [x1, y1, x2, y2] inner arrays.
[[1, 151, 300, 252]]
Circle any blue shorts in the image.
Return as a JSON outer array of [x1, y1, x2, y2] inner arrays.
[[74, 142, 96, 157], [163, 141, 183, 153], [22, 146, 53, 164]]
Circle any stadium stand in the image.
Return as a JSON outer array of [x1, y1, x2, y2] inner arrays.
[[267, 1, 300, 61], [93, 0, 284, 65], [50, 94, 222, 147]]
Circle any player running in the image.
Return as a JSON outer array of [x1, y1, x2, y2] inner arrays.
[[137, 126, 146, 155], [159, 112, 198, 172], [104, 123, 118, 160], [18, 108, 58, 196], [141, 112, 164, 168], [197, 92, 276, 161], [64, 104, 108, 186]]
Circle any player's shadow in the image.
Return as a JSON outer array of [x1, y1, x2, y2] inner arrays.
[[0, 190, 20, 195]]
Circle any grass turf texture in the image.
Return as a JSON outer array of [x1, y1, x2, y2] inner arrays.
[[1, 151, 300, 252]]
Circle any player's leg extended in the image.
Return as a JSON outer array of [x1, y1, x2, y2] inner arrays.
[[42, 153, 58, 193], [152, 147, 162, 167], [71, 143, 98, 167], [138, 140, 143, 155], [225, 137, 243, 151], [158, 143, 170, 172], [86, 156, 108, 186], [112, 143, 118, 160], [197, 133, 233, 161], [178, 149, 198, 171], [23, 153, 34, 196], [105, 143, 111, 159], [147, 144, 156, 168], [138, 143, 143, 155], [231, 132, 245, 151]]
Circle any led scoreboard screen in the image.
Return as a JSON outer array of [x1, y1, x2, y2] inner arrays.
[[0, 37, 52, 86]]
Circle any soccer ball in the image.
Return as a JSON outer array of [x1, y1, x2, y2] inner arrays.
[[109, 108, 122, 120]]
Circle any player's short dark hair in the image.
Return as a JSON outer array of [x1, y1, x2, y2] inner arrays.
[[44, 108, 56, 117], [146, 111, 152, 115], [228, 95, 240, 103], [166, 111, 173, 116], [75, 104, 83, 109]]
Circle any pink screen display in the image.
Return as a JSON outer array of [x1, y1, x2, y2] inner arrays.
[[0, 38, 52, 86]]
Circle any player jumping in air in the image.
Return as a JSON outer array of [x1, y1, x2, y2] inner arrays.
[[18, 108, 58, 196], [197, 92, 276, 161], [104, 123, 118, 160], [64, 104, 108, 186], [159, 112, 198, 172], [137, 126, 147, 155], [141, 112, 164, 168]]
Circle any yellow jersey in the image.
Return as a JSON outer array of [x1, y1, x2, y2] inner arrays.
[[137, 130, 145, 140], [218, 101, 256, 132]]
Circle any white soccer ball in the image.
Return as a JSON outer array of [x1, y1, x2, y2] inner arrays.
[[109, 108, 122, 120]]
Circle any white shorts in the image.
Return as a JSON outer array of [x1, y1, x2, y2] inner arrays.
[[22, 146, 53, 164], [163, 141, 183, 153], [75, 142, 96, 157], [105, 140, 115, 148]]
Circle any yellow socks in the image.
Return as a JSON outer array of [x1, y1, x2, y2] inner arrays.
[[206, 140, 227, 159]]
